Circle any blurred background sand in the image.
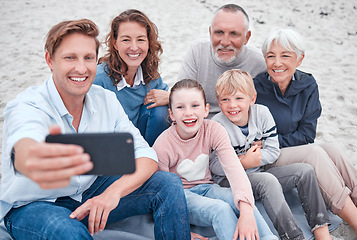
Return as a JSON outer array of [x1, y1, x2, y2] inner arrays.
[[0, 0, 356, 238]]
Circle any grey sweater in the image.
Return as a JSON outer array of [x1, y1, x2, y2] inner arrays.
[[210, 104, 280, 184], [177, 38, 266, 115]]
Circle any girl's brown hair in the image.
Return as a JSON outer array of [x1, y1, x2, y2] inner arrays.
[[169, 79, 206, 109], [99, 9, 162, 85]]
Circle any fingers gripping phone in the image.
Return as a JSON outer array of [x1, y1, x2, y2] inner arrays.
[[45, 132, 136, 175]]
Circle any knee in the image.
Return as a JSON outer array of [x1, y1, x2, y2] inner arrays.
[[149, 105, 170, 123], [298, 163, 315, 175], [296, 163, 315, 177], [294, 163, 318, 185], [152, 171, 184, 194], [48, 215, 91, 239], [212, 201, 235, 218], [307, 144, 326, 158], [155, 171, 182, 186], [255, 173, 282, 197]]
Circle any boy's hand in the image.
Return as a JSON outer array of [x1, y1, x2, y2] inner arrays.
[[253, 140, 262, 149], [240, 146, 262, 170]]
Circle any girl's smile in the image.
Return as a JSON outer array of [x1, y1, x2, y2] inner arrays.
[[169, 88, 209, 140]]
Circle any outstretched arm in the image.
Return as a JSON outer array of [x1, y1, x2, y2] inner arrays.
[[13, 126, 93, 189]]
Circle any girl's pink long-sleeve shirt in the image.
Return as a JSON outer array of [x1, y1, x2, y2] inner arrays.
[[153, 119, 254, 209]]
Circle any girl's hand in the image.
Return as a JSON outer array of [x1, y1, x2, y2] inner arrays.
[[233, 202, 260, 240], [144, 89, 169, 109]]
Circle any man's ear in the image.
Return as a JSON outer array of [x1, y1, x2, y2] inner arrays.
[[245, 30, 251, 45], [168, 108, 175, 122], [209, 26, 212, 37], [45, 51, 54, 71]]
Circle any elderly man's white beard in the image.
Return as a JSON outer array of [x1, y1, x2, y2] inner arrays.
[[213, 45, 239, 65]]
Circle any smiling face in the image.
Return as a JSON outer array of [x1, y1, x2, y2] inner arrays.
[[169, 88, 209, 140], [209, 10, 251, 64], [114, 21, 149, 72], [45, 33, 97, 104], [218, 90, 255, 126], [265, 41, 304, 93]]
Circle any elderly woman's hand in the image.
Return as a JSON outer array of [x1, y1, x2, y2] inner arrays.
[[144, 89, 169, 109]]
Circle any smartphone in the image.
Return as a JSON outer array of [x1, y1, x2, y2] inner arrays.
[[45, 132, 135, 175]]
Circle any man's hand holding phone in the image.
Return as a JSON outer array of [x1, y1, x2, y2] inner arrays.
[[14, 126, 93, 189]]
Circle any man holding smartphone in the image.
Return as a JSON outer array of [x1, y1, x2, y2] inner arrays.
[[1, 19, 190, 239]]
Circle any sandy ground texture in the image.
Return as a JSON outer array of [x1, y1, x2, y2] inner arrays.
[[0, 0, 356, 239]]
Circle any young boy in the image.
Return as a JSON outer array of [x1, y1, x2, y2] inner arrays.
[[209, 69, 331, 240]]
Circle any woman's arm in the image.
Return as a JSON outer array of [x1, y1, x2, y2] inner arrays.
[[279, 86, 321, 147]]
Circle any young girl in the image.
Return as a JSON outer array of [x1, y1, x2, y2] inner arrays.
[[94, 9, 170, 146], [153, 79, 277, 240]]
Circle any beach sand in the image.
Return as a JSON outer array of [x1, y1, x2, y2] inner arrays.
[[0, 0, 356, 239]]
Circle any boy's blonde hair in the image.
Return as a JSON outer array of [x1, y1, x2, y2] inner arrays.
[[215, 69, 256, 99]]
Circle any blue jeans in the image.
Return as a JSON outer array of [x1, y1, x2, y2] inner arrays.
[[185, 184, 277, 240], [137, 104, 170, 146], [4, 171, 190, 240]]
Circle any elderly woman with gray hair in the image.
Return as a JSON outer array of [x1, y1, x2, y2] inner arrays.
[[254, 27, 357, 236]]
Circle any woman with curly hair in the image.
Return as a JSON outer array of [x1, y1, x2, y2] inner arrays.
[[94, 9, 170, 146]]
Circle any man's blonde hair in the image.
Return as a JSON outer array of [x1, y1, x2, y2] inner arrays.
[[215, 69, 256, 99]]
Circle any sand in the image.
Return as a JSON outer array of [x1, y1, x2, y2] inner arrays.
[[0, 0, 356, 239]]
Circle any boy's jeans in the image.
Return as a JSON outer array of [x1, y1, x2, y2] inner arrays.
[[185, 183, 277, 240], [5, 171, 190, 240]]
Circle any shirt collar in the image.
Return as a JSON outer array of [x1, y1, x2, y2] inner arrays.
[[47, 75, 96, 120], [116, 65, 145, 91], [47, 76, 69, 117]]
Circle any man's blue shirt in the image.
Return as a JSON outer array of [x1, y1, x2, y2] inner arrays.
[[1, 77, 157, 222]]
